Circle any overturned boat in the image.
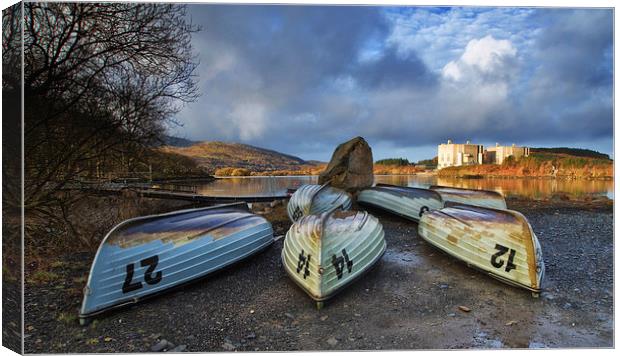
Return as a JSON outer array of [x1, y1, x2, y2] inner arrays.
[[357, 184, 444, 222], [418, 204, 544, 293], [357, 183, 507, 222], [429, 185, 507, 210], [282, 208, 386, 308], [287, 183, 352, 222], [79, 203, 274, 323]]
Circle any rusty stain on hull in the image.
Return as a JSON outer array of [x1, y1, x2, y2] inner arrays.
[[109, 212, 266, 248]]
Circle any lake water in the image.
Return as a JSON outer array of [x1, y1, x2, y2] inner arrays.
[[187, 175, 614, 200]]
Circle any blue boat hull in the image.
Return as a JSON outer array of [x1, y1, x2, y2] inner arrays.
[[79, 203, 274, 322]]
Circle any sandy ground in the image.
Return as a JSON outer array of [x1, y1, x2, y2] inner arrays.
[[23, 198, 613, 352]]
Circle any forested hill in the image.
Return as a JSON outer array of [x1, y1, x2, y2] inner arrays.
[[160, 141, 315, 172], [530, 147, 611, 160]]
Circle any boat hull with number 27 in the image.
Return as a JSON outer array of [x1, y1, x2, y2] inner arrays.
[[79, 203, 274, 324]]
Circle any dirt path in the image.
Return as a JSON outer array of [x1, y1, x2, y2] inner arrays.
[[24, 199, 613, 352]]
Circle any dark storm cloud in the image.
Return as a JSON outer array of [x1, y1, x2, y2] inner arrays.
[[509, 9, 613, 145], [535, 9, 612, 87], [353, 49, 438, 89], [175, 6, 613, 161]]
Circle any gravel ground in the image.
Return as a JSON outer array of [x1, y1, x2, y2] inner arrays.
[[24, 198, 613, 352]]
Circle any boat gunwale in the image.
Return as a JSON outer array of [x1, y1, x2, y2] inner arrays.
[[84, 203, 255, 283], [357, 199, 424, 223], [372, 183, 444, 201], [429, 185, 504, 199]]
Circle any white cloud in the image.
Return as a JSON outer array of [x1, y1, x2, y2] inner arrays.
[[442, 35, 517, 82], [229, 101, 268, 141], [385, 8, 535, 72], [436, 35, 518, 129], [459, 35, 516, 73]]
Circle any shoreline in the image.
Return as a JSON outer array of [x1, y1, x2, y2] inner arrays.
[[213, 170, 614, 181], [213, 173, 612, 180], [23, 195, 613, 352]]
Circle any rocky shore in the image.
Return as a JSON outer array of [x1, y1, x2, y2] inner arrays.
[[23, 196, 613, 352]]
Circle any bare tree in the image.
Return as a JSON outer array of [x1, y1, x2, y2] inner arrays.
[[12, 2, 200, 213]]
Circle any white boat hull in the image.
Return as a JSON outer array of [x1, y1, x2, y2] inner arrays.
[[418, 204, 544, 292], [287, 184, 352, 222], [282, 209, 386, 302], [358, 185, 444, 222]]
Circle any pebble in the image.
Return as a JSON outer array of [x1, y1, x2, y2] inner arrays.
[[168, 345, 187, 352], [246, 333, 256, 340], [221, 342, 236, 351], [542, 292, 555, 301], [458, 306, 471, 312], [327, 337, 338, 346], [151, 339, 169, 352]]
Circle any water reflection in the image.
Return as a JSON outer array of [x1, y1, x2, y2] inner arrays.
[[189, 175, 613, 200], [195, 176, 317, 197], [375, 175, 614, 200]]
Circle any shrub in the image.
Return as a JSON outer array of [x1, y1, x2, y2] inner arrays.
[[375, 158, 411, 166], [231, 168, 251, 176]]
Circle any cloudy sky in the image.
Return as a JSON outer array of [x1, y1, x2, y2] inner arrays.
[[171, 5, 613, 162]]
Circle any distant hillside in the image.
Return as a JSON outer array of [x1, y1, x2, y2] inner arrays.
[[531, 147, 610, 160], [161, 135, 199, 147], [159, 141, 317, 173]]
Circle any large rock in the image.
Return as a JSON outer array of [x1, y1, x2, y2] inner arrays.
[[318, 137, 373, 193]]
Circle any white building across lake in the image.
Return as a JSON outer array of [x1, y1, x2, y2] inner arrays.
[[437, 140, 484, 169], [437, 140, 529, 168], [484, 143, 530, 165]]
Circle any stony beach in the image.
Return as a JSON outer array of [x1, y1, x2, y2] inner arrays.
[[23, 196, 613, 352]]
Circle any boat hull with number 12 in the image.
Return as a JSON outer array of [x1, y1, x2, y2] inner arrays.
[[418, 204, 544, 293]]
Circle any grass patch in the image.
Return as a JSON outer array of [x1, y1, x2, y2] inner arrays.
[[73, 276, 87, 284], [28, 270, 60, 284], [50, 260, 69, 269], [57, 311, 78, 324]]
